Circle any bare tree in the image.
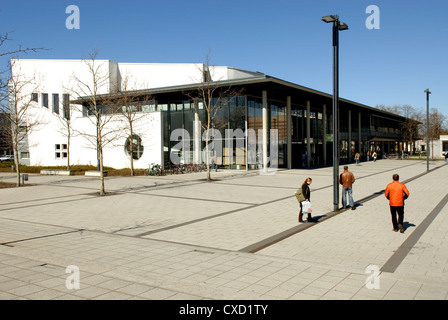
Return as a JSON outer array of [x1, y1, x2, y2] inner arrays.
[[429, 108, 446, 160], [184, 52, 243, 181], [376, 104, 401, 115], [68, 50, 123, 195], [377, 104, 425, 155], [0, 32, 46, 170], [400, 105, 421, 155], [377, 103, 448, 158], [55, 92, 76, 170], [114, 74, 153, 176], [0, 58, 44, 186]]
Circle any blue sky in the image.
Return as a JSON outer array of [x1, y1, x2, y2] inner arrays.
[[1, 0, 447, 117]]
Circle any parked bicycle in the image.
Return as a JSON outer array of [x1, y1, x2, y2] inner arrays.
[[185, 163, 206, 173], [145, 163, 164, 176], [146, 162, 208, 176]]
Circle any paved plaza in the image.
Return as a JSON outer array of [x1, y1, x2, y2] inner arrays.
[[1, 160, 448, 301]]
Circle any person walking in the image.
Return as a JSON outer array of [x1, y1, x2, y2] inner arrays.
[[354, 152, 360, 165], [372, 151, 377, 162], [445, 152, 448, 164], [298, 177, 314, 223], [211, 155, 217, 172], [339, 166, 356, 210], [385, 174, 410, 233]]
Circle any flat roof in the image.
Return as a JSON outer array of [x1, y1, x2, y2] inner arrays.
[[72, 74, 409, 122]]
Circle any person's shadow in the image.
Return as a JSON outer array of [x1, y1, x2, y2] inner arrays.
[[403, 222, 416, 232], [312, 214, 327, 222], [403, 221, 415, 231]]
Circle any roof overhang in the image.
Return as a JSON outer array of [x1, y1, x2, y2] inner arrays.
[[71, 74, 410, 123]]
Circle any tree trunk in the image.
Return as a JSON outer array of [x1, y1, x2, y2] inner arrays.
[[129, 125, 135, 176], [97, 122, 105, 196], [205, 112, 211, 181], [67, 130, 71, 170], [99, 147, 105, 196], [205, 141, 211, 181], [14, 145, 21, 187]]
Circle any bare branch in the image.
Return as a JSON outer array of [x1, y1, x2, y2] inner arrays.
[[0, 32, 47, 57], [0, 59, 45, 186]]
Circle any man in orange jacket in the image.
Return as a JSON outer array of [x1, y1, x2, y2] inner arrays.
[[385, 174, 410, 233]]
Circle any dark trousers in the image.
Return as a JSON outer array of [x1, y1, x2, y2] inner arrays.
[[390, 206, 404, 230]]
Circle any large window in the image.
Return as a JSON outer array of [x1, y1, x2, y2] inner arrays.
[[42, 93, 48, 108], [52, 94, 59, 114], [62, 94, 70, 120]]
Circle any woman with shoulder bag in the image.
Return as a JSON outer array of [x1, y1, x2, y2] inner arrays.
[[298, 177, 314, 223]]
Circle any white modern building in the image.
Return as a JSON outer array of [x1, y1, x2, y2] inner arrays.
[[11, 58, 412, 170], [11, 58, 260, 169]]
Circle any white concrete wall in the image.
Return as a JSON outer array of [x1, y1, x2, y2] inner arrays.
[[118, 63, 205, 90], [101, 112, 163, 169], [116, 64, 262, 90]]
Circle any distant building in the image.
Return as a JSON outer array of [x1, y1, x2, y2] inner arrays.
[[0, 112, 13, 156], [10, 58, 413, 169], [415, 135, 448, 158]]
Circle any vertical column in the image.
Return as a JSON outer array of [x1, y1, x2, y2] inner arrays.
[[306, 100, 311, 168], [323, 104, 327, 165], [358, 112, 362, 155], [157, 100, 164, 167], [193, 98, 201, 164], [287, 96, 292, 169], [348, 109, 352, 162], [262, 90, 268, 172]]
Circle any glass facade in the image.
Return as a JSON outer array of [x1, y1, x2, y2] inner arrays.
[[81, 85, 409, 170], [156, 94, 407, 169], [163, 97, 248, 168], [160, 95, 292, 169]]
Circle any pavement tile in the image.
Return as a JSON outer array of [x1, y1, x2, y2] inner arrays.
[[299, 285, 330, 297], [0, 292, 18, 300], [414, 285, 448, 300], [320, 289, 355, 300], [93, 291, 134, 300], [23, 288, 66, 300], [138, 287, 177, 300], [7, 283, 45, 296], [70, 286, 110, 299]]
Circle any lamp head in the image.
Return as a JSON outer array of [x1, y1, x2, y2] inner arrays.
[[338, 21, 349, 31], [322, 15, 338, 23]]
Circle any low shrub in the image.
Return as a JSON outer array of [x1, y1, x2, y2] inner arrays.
[[0, 164, 146, 176]]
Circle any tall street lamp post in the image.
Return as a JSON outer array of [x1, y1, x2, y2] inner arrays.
[[322, 14, 349, 211], [424, 88, 431, 172]]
